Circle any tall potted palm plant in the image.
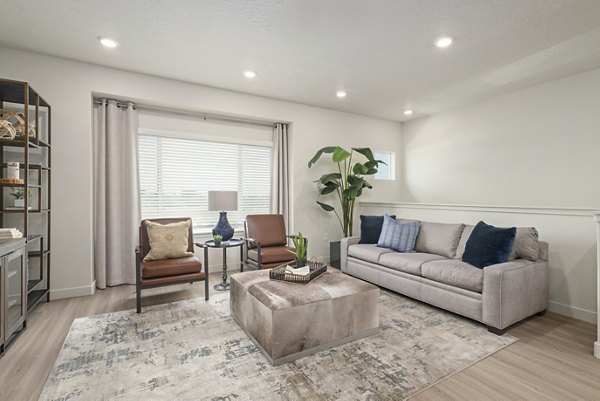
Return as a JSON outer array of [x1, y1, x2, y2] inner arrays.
[[308, 146, 385, 237]]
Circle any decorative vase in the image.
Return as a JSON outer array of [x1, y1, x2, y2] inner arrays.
[[7, 162, 19, 180], [14, 199, 24, 208], [212, 211, 234, 241], [294, 258, 307, 268]]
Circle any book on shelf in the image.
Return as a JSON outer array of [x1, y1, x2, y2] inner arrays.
[[0, 228, 23, 239]]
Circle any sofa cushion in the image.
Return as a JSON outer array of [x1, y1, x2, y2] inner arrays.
[[379, 252, 446, 276], [348, 244, 396, 264], [415, 222, 465, 258], [462, 221, 516, 268], [509, 227, 539, 261], [377, 216, 420, 252], [454, 224, 475, 259], [248, 246, 295, 265], [421, 259, 484, 293], [142, 256, 202, 279], [359, 214, 396, 244]]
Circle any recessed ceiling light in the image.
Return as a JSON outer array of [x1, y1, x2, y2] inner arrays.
[[336, 90, 347, 98], [244, 71, 257, 78], [404, 109, 414, 116], [435, 37, 453, 48], [99, 37, 118, 48]]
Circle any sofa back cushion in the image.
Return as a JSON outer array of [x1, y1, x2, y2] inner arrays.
[[455, 224, 475, 259], [377, 215, 420, 252], [415, 222, 465, 258], [359, 215, 396, 244], [509, 227, 539, 261], [462, 221, 516, 268]]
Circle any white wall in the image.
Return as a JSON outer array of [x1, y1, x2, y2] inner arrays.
[[397, 68, 600, 322], [401, 67, 600, 208], [0, 47, 402, 298]]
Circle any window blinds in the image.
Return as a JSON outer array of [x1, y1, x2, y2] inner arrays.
[[139, 134, 272, 233]]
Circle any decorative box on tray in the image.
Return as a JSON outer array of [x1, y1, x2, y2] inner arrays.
[[269, 258, 327, 284]]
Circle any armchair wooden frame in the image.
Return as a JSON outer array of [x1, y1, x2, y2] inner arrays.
[[135, 218, 208, 313], [243, 217, 308, 270]]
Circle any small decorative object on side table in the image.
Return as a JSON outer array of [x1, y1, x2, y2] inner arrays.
[[195, 238, 244, 291], [208, 191, 238, 241]]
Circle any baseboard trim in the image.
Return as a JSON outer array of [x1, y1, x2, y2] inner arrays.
[[594, 342, 600, 359], [51, 280, 96, 300], [548, 300, 596, 323]]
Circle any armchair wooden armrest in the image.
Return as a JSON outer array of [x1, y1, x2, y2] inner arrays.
[[242, 237, 262, 268], [243, 237, 259, 245]]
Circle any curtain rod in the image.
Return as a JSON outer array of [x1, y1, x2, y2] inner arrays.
[[92, 99, 281, 128]]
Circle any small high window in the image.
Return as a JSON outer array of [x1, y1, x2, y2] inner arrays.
[[373, 151, 395, 180]]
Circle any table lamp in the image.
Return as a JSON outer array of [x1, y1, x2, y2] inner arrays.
[[208, 190, 238, 241]]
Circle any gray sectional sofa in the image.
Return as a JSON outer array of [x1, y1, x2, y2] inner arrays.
[[341, 220, 549, 334]]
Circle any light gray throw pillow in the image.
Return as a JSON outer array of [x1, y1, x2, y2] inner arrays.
[[509, 227, 539, 261], [455, 224, 475, 259]]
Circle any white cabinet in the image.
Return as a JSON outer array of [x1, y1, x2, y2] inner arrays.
[[0, 239, 27, 355]]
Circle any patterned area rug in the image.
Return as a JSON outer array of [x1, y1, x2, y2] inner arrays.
[[40, 291, 516, 400]]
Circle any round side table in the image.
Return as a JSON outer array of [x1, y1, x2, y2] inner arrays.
[[195, 239, 244, 291]]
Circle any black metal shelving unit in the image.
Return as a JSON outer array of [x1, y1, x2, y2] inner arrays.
[[0, 78, 51, 315]]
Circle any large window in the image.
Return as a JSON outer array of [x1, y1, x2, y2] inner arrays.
[[139, 133, 272, 233]]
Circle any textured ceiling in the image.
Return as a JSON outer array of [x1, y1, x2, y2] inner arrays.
[[1, 0, 600, 121]]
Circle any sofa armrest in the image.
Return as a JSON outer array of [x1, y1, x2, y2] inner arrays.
[[482, 259, 549, 330], [340, 236, 360, 272]]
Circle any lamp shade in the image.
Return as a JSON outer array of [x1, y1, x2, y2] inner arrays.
[[208, 191, 238, 211]]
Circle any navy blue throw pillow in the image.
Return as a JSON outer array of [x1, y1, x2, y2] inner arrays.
[[462, 221, 516, 269], [359, 215, 396, 244]]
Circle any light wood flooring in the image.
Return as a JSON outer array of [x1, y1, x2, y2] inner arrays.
[[1, 270, 599, 401]]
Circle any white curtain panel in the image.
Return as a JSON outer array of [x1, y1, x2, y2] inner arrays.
[[94, 100, 141, 289], [271, 123, 290, 229]]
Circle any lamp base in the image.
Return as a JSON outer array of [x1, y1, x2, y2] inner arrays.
[[212, 211, 234, 241]]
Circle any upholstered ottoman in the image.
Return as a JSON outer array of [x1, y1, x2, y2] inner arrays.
[[230, 269, 379, 366]]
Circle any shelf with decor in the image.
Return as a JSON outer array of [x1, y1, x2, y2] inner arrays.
[[0, 78, 51, 356]]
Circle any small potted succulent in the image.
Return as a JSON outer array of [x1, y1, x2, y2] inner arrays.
[[10, 188, 30, 208], [288, 232, 307, 268], [213, 233, 223, 247]]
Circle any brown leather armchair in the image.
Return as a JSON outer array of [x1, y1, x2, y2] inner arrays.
[[243, 214, 308, 269], [135, 217, 208, 313]]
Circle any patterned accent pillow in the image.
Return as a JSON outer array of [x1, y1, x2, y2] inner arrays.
[[377, 215, 421, 252], [143, 220, 194, 261]]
